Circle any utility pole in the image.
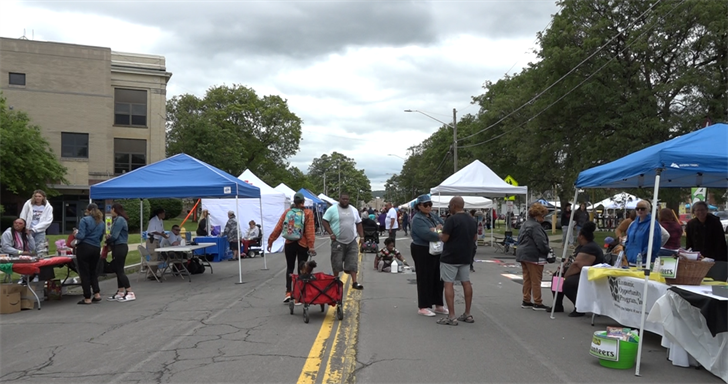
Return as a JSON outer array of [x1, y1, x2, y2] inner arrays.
[[453, 108, 458, 172], [323, 172, 327, 196], [338, 160, 341, 197]]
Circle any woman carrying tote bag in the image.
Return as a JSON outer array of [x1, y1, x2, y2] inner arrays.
[[410, 195, 448, 317]]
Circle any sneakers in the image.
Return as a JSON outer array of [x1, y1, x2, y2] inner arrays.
[[521, 301, 534, 309], [283, 293, 292, 303], [107, 292, 124, 301], [418, 308, 436, 317], [117, 292, 136, 302], [352, 282, 363, 290], [532, 304, 551, 311]]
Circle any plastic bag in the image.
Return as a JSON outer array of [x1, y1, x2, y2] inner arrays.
[[429, 241, 443, 255]]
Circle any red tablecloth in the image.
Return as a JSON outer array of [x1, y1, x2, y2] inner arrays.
[[11, 257, 74, 275]]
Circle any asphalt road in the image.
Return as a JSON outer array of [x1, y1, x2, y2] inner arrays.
[[0, 234, 723, 383]]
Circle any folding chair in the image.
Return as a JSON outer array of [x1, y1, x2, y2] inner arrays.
[[137, 245, 166, 283], [160, 251, 192, 282]]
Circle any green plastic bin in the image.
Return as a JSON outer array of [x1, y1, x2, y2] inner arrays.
[[592, 331, 638, 369]]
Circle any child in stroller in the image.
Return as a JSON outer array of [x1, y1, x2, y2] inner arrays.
[[361, 214, 380, 253]]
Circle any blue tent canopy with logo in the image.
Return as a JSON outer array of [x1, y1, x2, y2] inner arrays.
[[90, 153, 261, 199], [576, 123, 728, 189], [297, 188, 326, 208]]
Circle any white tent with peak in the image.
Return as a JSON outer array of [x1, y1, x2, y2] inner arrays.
[[594, 192, 642, 210], [202, 170, 289, 259], [274, 183, 313, 207], [431, 160, 528, 197], [317, 193, 338, 206]]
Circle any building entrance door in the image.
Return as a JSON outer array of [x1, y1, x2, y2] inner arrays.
[[63, 201, 82, 233]]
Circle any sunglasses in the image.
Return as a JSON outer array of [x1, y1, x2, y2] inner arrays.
[[421, 202, 433, 207], [636, 207, 647, 211]]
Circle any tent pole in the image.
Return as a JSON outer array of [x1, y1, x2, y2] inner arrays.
[[635, 169, 662, 376], [259, 198, 268, 270], [235, 188, 244, 285], [550, 187, 579, 320], [140, 199, 144, 250]]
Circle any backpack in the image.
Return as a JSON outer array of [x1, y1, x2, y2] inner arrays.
[[282, 208, 305, 241], [186, 258, 205, 275]]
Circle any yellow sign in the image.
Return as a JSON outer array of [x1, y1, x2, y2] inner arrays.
[[504, 175, 517, 200]]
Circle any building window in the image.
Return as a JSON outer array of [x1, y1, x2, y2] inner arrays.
[[9, 72, 26, 86], [114, 88, 147, 127], [61, 133, 89, 158], [114, 138, 146, 174]]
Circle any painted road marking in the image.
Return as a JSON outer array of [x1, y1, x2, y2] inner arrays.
[[297, 252, 362, 384]]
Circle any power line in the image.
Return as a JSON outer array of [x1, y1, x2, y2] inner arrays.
[[457, 0, 664, 144], [434, 149, 452, 174], [458, 0, 686, 150]]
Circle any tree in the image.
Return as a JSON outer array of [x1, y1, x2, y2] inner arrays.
[[308, 152, 372, 203], [0, 95, 67, 195], [166, 84, 304, 177]]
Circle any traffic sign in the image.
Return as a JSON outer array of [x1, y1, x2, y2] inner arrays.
[[504, 175, 517, 200]]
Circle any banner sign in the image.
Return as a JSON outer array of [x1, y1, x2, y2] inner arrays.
[[590, 332, 619, 361]]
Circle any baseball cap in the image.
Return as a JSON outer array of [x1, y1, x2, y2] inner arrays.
[[416, 194, 432, 205], [294, 192, 305, 203], [604, 236, 615, 248]]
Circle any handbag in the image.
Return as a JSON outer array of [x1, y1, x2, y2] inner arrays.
[[551, 275, 564, 292], [429, 241, 443, 255]]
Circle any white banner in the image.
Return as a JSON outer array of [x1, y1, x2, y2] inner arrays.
[[575, 267, 669, 335]]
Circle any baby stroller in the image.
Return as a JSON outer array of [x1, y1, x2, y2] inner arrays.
[[289, 271, 344, 323], [361, 229, 379, 253], [494, 231, 518, 255]]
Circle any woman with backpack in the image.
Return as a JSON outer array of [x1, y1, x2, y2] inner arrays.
[[268, 192, 316, 303]]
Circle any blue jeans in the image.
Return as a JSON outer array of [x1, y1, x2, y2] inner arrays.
[[32, 231, 47, 253]]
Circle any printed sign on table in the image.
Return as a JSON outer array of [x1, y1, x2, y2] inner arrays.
[[658, 257, 679, 279]]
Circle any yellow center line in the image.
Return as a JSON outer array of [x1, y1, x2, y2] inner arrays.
[[297, 273, 350, 384]]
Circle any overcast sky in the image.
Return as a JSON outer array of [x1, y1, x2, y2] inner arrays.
[[1, 0, 559, 190]]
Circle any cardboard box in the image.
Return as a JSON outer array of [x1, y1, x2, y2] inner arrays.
[[0, 292, 21, 314], [0, 283, 24, 296], [20, 298, 35, 310]]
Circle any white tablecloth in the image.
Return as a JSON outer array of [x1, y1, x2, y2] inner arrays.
[[648, 290, 728, 383], [575, 267, 668, 335]]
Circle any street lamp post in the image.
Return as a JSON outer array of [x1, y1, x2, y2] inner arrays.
[[405, 109, 458, 172]]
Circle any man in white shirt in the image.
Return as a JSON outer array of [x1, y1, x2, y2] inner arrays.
[[385, 202, 399, 246], [160, 225, 182, 248], [323, 193, 365, 290]]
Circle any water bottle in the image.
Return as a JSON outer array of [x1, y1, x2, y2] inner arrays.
[[390, 259, 399, 274], [636, 253, 643, 269], [398, 261, 404, 273]]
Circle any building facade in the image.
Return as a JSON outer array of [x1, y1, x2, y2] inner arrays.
[[0, 37, 172, 233]]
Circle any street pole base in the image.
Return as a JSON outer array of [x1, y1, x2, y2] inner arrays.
[[260, 268, 269, 270], [235, 281, 246, 285]]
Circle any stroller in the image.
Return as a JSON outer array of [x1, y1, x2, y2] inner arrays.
[[361, 229, 379, 253], [494, 231, 518, 255], [289, 271, 344, 323]]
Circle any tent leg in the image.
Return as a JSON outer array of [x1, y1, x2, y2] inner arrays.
[[140, 199, 144, 250], [551, 188, 579, 320], [635, 171, 662, 376], [259, 199, 268, 270], [235, 193, 244, 285]]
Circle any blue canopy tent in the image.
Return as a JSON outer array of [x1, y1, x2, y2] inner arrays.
[[554, 123, 728, 376], [90, 153, 262, 283]]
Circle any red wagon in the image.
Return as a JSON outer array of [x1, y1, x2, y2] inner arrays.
[[289, 272, 344, 323]]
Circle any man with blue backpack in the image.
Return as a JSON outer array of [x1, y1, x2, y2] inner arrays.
[[268, 192, 317, 303]]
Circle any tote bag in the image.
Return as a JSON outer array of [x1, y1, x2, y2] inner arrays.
[[429, 241, 443, 255]]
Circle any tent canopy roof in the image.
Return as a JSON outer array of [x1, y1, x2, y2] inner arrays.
[[318, 193, 338, 205], [297, 188, 326, 206], [576, 123, 728, 189], [238, 170, 285, 197], [90, 153, 260, 199], [431, 160, 528, 196]]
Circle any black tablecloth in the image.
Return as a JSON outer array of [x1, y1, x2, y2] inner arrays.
[[670, 287, 728, 336]]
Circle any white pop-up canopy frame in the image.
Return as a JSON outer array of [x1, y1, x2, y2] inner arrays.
[[431, 160, 528, 246]]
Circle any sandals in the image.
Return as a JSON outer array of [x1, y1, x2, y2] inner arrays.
[[77, 300, 92, 305], [457, 313, 474, 323], [436, 317, 458, 326]]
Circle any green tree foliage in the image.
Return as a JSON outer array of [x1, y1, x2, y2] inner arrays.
[[166, 84, 303, 178], [148, 198, 183, 219], [399, 0, 727, 209], [119, 199, 150, 232], [0, 95, 67, 195], [308, 152, 372, 203]]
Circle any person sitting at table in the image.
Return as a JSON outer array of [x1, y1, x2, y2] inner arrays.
[[552, 222, 604, 317], [1, 218, 36, 256], [220, 211, 242, 261], [240, 220, 260, 256], [686, 201, 727, 262], [161, 225, 182, 247]]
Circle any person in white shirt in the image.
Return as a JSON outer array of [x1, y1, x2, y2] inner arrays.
[[241, 220, 260, 256], [385, 202, 399, 246], [20, 190, 53, 254], [160, 225, 182, 247], [146, 208, 168, 261]]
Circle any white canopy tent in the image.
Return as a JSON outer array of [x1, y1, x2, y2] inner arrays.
[[430, 195, 492, 209], [430, 160, 528, 246], [317, 193, 338, 206], [593, 193, 642, 210], [203, 170, 289, 266], [274, 183, 313, 207]]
